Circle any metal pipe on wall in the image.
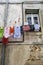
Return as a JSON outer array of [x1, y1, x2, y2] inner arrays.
[[1, 0, 9, 65]]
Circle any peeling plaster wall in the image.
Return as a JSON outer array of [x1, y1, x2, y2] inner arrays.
[[5, 45, 43, 65], [0, 0, 43, 2], [0, 0, 43, 65], [0, 46, 2, 65], [4, 3, 43, 65]]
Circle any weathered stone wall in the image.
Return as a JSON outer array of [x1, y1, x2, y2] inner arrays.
[[4, 45, 43, 65], [0, 46, 2, 65], [0, 0, 43, 65], [0, 0, 43, 2]]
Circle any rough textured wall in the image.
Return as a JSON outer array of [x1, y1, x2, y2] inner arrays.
[[0, 1, 43, 65], [5, 45, 43, 65], [0, 0, 43, 2], [4, 3, 43, 65], [0, 46, 2, 65]]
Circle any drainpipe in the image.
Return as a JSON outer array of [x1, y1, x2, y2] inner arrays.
[[1, 0, 9, 65]]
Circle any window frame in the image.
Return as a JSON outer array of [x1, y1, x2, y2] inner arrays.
[[25, 14, 40, 25], [24, 11, 41, 32]]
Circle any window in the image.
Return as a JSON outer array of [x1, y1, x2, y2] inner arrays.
[[24, 9, 41, 32]]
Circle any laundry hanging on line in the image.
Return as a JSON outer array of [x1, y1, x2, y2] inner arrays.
[[23, 25, 30, 31], [3, 26, 23, 38], [4, 27, 10, 38], [14, 26, 21, 38], [34, 24, 40, 31], [20, 26, 23, 34], [29, 25, 34, 31], [9, 26, 14, 36], [2, 37, 8, 45], [0, 27, 4, 38]]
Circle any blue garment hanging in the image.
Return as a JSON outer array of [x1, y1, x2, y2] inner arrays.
[[14, 26, 21, 38]]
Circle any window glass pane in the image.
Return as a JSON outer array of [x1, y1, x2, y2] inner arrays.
[[27, 17, 32, 25], [25, 14, 32, 25], [34, 17, 38, 24]]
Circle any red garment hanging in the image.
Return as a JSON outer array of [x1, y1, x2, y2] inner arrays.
[[23, 25, 30, 31], [2, 37, 8, 45]]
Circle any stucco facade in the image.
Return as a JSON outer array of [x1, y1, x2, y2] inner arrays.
[[0, 0, 43, 65]]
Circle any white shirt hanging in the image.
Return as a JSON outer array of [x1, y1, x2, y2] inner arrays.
[[34, 24, 40, 31]]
